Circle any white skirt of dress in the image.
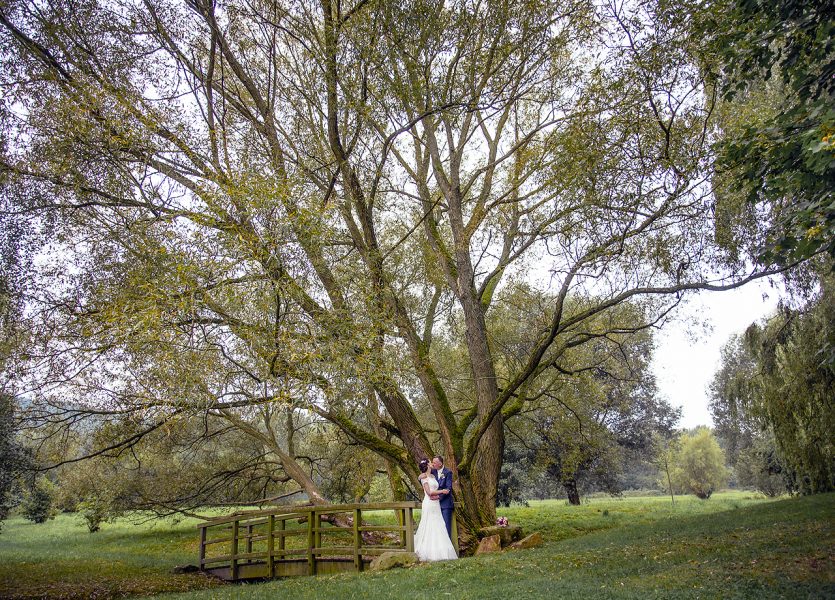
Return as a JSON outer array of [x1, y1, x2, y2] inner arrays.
[[413, 496, 457, 561]]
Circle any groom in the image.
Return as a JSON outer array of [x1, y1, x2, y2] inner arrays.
[[430, 455, 454, 539]]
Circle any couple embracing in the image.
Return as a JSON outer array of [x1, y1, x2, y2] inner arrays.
[[413, 455, 458, 561]]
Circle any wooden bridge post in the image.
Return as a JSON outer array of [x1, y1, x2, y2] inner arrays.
[[314, 510, 322, 551], [353, 507, 362, 571], [405, 506, 414, 552], [267, 514, 275, 576], [230, 519, 239, 580], [314, 510, 322, 573], [307, 509, 315, 575], [451, 510, 459, 554], [198, 526, 206, 569], [398, 508, 406, 548]]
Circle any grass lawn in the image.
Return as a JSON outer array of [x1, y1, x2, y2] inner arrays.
[[1, 491, 832, 599], [0, 510, 225, 599]]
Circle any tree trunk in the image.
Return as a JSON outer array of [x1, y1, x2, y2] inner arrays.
[[386, 462, 406, 501], [449, 193, 504, 526], [368, 388, 407, 501], [450, 471, 488, 551], [563, 479, 581, 506], [665, 461, 675, 505]]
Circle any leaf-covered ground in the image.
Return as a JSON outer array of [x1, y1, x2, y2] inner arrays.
[[1, 492, 832, 599]]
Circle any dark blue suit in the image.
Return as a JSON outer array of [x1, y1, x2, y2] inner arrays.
[[431, 467, 454, 539]]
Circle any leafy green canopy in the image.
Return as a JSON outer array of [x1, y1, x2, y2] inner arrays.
[[709, 335, 790, 496], [705, 0, 835, 265], [20, 476, 56, 523]]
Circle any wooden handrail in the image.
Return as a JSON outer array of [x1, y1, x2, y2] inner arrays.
[[196, 501, 421, 527]]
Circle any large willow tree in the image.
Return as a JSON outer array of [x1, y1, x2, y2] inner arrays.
[[0, 0, 783, 537]]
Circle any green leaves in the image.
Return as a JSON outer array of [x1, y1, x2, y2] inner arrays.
[[743, 282, 835, 494], [704, 0, 835, 266]]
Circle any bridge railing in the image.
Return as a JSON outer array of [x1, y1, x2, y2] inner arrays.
[[197, 502, 423, 580]]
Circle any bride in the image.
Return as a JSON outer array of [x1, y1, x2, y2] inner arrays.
[[413, 459, 458, 561]]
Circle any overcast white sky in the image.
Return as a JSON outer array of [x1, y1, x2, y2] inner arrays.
[[652, 278, 782, 429]]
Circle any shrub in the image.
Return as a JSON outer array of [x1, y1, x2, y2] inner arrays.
[[671, 429, 729, 499], [21, 478, 57, 524], [77, 497, 112, 533]]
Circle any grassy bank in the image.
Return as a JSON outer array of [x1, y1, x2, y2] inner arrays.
[[1, 492, 832, 599], [147, 493, 834, 600]]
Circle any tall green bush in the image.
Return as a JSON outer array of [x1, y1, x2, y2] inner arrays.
[[670, 429, 729, 499], [77, 496, 112, 533], [21, 478, 57, 524]]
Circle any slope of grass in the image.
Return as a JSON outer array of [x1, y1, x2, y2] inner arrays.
[[1, 492, 831, 599]]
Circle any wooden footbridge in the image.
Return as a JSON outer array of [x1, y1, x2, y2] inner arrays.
[[197, 501, 456, 581]]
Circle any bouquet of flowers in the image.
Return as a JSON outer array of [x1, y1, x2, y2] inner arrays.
[[496, 516, 508, 527]]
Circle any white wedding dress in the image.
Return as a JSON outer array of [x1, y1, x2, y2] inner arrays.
[[413, 476, 457, 561]]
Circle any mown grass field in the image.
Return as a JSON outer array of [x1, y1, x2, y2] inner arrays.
[[1, 491, 832, 599]]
